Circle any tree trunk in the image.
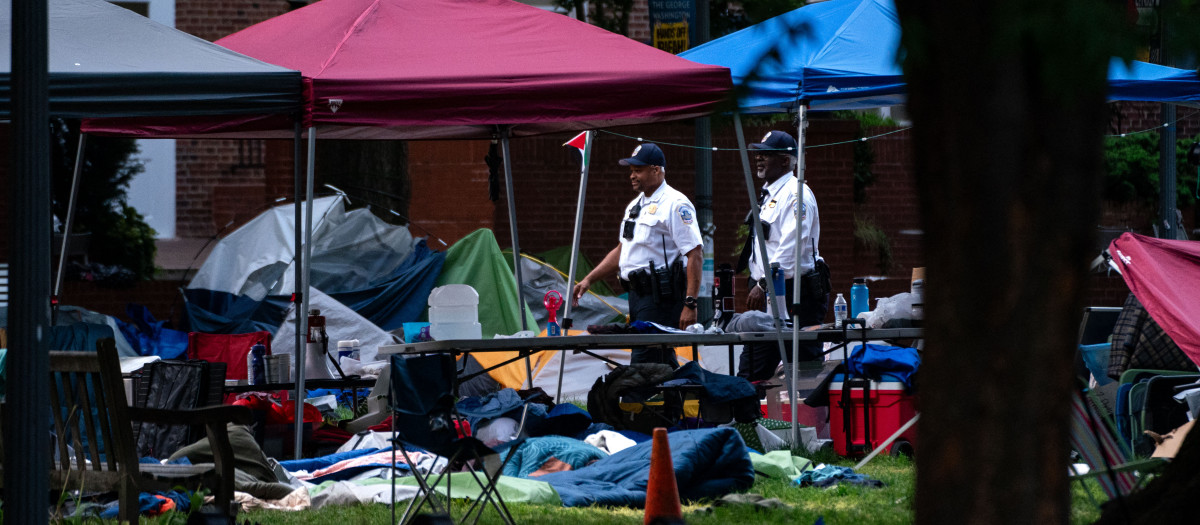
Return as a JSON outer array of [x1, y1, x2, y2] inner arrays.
[[895, 1, 1121, 522]]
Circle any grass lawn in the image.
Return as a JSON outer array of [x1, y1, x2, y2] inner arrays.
[[210, 447, 1104, 525], [28, 445, 1108, 523]]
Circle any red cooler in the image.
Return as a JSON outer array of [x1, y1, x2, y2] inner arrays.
[[829, 373, 917, 457]]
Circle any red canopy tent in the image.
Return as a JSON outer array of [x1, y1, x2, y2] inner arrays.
[[84, 0, 732, 139], [84, 0, 733, 454], [1110, 233, 1200, 364]]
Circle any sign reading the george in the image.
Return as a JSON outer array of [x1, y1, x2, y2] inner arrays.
[[648, 0, 696, 54]]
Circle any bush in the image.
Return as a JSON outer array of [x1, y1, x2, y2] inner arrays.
[[1102, 132, 1199, 207], [50, 119, 157, 281]]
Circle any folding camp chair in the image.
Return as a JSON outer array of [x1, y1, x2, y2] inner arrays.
[[1068, 389, 1165, 507], [388, 354, 526, 525]]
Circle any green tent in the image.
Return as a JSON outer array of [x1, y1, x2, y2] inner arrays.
[[429, 229, 537, 339]]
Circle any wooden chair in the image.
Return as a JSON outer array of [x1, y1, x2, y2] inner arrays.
[[2, 338, 252, 523]]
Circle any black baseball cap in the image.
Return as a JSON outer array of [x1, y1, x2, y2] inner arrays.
[[748, 130, 797, 156], [618, 143, 666, 167]]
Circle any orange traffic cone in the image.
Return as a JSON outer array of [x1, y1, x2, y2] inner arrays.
[[644, 427, 682, 524]]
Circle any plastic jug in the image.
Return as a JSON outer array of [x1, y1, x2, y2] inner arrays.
[[428, 284, 482, 340]]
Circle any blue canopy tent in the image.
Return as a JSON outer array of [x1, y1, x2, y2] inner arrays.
[[680, 0, 1200, 444], [682, 0, 1200, 111]]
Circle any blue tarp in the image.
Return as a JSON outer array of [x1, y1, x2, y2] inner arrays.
[[536, 427, 754, 507], [681, 0, 1200, 111], [184, 239, 444, 334], [116, 304, 189, 359]]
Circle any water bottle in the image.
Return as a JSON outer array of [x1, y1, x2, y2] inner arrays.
[[769, 262, 788, 316], [850, 278, 870, 319], [246, 343, 266, 385], [834, 293, 848, 329]]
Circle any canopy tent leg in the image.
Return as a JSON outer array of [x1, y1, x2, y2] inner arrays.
[[732, 113, 793, 437], [558, 131, 594, 403], [500, 129, 534, 387], [790, 105, 808, 447], [54, 132, 88, 310], [7, 0, 51, 518], [295, 125, 316, 460]]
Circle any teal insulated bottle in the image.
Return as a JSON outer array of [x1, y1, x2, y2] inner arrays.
[[850, 277, 869, 318]]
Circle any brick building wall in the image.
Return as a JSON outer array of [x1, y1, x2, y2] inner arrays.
[[629, 0, 651, 42], [1110, 101, 1200, 138], [173, 0, 291, 238], [408, 118, 922, 311]]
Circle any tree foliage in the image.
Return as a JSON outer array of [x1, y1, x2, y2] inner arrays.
[[1103, 132, 1200, 207], [49, 119, 157, 281]]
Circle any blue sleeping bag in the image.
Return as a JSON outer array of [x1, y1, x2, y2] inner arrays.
[[537, 427, 754, 507]]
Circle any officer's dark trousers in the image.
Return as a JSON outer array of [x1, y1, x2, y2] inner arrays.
[[628, 288, 682, 367], [737, 278, 828, 381]]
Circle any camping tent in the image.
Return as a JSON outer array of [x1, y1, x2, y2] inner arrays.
[[184, 195, 443, 334], [188, 196, 415, 299], [1109, 233, 1200, 362]]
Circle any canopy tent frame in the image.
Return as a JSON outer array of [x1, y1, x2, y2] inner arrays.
[[83, 0, 733, 456]]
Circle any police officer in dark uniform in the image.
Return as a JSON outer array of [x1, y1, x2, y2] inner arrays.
[[572, 143, 704, 366]]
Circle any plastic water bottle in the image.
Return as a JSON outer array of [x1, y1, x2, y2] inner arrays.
[[246, 343, 266, 385], [834, 293, 848, 329], [850, 278, 870, 318], [770, 262, 787, 316]]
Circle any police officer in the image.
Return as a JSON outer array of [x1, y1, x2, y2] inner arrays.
[[573, 143, 703, 366], [736, 130, 829, 381]]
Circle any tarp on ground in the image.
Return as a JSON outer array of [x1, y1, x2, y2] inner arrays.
[[680, 0, 1200, 112], [83, 0, 732, 139], [0, 0, 302, 119], [1109, 233, 1200, 365]]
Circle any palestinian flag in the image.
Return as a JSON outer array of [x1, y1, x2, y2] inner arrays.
[[563, 130, 591, 167]]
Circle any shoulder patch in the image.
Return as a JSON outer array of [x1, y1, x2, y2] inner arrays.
[[678, 204, 695, 225]]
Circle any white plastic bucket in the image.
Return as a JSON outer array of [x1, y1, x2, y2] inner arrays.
[[429, 321, 482, 341], [428, 284, 479, 307]]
